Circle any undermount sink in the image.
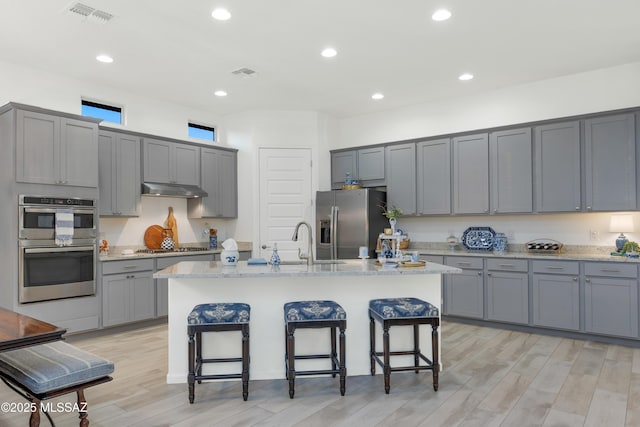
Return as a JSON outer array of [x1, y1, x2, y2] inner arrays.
[[277, 259, 346, 265]]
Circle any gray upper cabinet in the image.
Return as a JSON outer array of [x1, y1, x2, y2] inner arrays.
[[16, 109, 98, 187], [143, 138, 200, 186], [188, 148, 238, 218], [453, 133, 489, 214], [331, 147, 385, 188], [98, 130, 141, 217], [385, 143, 416, 215], [534, 121, 581, 212], [417, 138, 451, 215], [331, 150, 357, 188], [489, 128, 532, 213], [584, 113, 636, 211]]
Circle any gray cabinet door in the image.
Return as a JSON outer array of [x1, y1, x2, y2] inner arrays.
[[585, 276, 638, 338], [174, 144, 200, 186], [357, 147, 385, 184], [131, 271, 155, 322], [102, 274, 131, 327], [534, 121, 581, 212], [532, 273, 580, 331], [331, 150, 357, 188], [444, 264, 484, 319], [188, 148, 237, 218], [143, 138, 172, 183], [486, 271, 529, 324], [98, 130, 140, 216], [417, 139, 451, 215], [585, 113, 636, 211], [490, 128, 532, 213], [61, 118, 99, 187], [385, 143, 416, 215], [453, 133, 489, 214], [16, 110, 98, 187]]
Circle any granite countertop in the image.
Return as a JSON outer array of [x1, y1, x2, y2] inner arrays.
[[99, 242, 253, 262], [153, 259, 461, 279], [412, 244, 640, 263]]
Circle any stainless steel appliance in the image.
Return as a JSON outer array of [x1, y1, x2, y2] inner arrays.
[[18, 195, 97, 303], [316, 189, 387, 259]]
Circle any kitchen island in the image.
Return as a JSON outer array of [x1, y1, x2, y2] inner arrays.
[[155, 259, 460, 383]]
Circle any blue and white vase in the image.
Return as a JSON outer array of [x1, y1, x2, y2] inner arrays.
[[493, 233, 507, 254]]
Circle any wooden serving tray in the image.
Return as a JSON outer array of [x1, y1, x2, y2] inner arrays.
[[399, 260, 426, 267]]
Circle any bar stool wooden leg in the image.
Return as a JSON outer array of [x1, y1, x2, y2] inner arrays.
[[188, 330, 196, 404], [287, 325, 296, 399], [330, 327, 337, 377], [432, 322, 439, 391], [339, 324, 346, 396], [369, 316, 376, 376], [413, 324, 420, 373], [242, 324, 250, 401], [196, 331, 203, 384], [383, 321, 391, 394], [77, 389, 89, 427]]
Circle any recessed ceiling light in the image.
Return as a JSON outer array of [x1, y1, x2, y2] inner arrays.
[[96, 54, 113, 63], [211, 8, 231, 21], [371, 93, 384, 100], [321, 48, 337, 58], [214, 90, 227, 97], [432, 9, 452, 21], [458, 73, 474, 81]]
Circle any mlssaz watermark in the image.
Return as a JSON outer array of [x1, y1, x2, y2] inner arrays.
[[1, 401, 87, 413]]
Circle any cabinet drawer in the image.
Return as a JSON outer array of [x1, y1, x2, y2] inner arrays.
[[157, 254, 213, 270], [102, 258, 154, 275], [584, 262, 638, 278], [445, 256, 483, 270], [486, 258, 528, 272], [421, 255, 444, 264], [532, 260, 579, 275]]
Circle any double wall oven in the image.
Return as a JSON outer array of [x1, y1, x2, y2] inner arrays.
[[18, 195, 97, 304]]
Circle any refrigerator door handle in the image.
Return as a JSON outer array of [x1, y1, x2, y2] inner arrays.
[[331, 206, 338, 260]]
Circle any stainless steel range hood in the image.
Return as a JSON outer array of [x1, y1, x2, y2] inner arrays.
[[141, 182, 208, 198]]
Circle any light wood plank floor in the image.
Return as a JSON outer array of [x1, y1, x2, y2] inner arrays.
[[1, 320, 639, 426]]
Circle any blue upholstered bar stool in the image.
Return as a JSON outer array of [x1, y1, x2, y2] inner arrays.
[[187, 303, 250, 403], [284, 300, 347, 398], [369, 297, 440, 394]]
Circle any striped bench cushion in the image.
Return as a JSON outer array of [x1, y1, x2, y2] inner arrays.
[[0, 341, 114, 394]]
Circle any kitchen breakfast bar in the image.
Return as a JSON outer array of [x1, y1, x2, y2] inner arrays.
[[155, 260, 460, 384]]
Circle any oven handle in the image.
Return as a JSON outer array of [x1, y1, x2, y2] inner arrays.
[[24, 246, 95, 254], [22, 207, 96, 214]]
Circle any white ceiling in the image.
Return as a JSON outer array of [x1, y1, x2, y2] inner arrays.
[[1, 0, 639, 118]]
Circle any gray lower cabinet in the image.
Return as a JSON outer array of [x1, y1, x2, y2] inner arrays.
[[486, 259, 529, 324], [16, 109, 99, 187], [417, 139, 451, 215], [489, 128, 532, 213], [534, 121, 581, 212], [531, 260, 580, 331], [98, 130, 141, 216], [187, 148, 238, 218], [102, 259, 155, 327], [452, 133, 489, 214], [584, 113, 636, 211], [443, 257, 484, 318], [385, 143, 416, 215], [584, 262, 638, 338]]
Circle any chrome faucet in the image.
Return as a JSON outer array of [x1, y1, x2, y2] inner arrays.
[[292, 221, 313, 265]]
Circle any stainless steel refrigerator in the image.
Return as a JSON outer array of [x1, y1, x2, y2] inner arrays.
[[316, 189, 387, 260]]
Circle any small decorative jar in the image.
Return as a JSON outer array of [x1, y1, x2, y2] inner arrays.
[[221, 250, 239, 266], [493, 233, 507, 254]]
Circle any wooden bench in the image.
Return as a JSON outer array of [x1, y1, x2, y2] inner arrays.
[[0, 341, 114, 427]]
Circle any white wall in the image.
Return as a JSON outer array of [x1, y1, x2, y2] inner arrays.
[[335, 61, 640, 247]]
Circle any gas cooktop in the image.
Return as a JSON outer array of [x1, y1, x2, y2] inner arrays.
[[136, 247, 210, 254]]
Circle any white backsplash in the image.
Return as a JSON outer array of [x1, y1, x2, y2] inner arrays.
[[98, 197, 230, 247]]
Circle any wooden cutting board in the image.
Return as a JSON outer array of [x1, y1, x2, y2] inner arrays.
[[144, 225, 165, 249]]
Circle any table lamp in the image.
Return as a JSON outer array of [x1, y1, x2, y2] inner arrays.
[[609, 214, 634, 252]]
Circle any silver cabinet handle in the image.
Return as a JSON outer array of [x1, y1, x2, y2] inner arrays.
[[575, 207, 580, 210], [487, 272, 492, 276], [123, 265, 138, 269], [585, 278, 591, 283], [456, 262, 471, 266], [573, 277, 578, 281], [599, 269, 620, 273], [546, 266, 564, 270], [477, 271, 482, 276], [499, 264, 514, 267]]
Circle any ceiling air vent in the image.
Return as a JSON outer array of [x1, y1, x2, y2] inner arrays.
[[231, 67, 257, 78], [64, 2, 114, 23]]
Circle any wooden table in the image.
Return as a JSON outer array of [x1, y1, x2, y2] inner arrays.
[[0, 307, 66, 352]]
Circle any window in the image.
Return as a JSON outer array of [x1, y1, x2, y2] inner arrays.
[[81, 99, 122, 124], [188, 122, 216, 142]]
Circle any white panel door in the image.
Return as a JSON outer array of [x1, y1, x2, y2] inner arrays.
[[259, 148, 312, 261]]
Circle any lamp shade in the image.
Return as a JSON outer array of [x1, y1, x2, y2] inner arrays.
[[609, 214, 634, 233]]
